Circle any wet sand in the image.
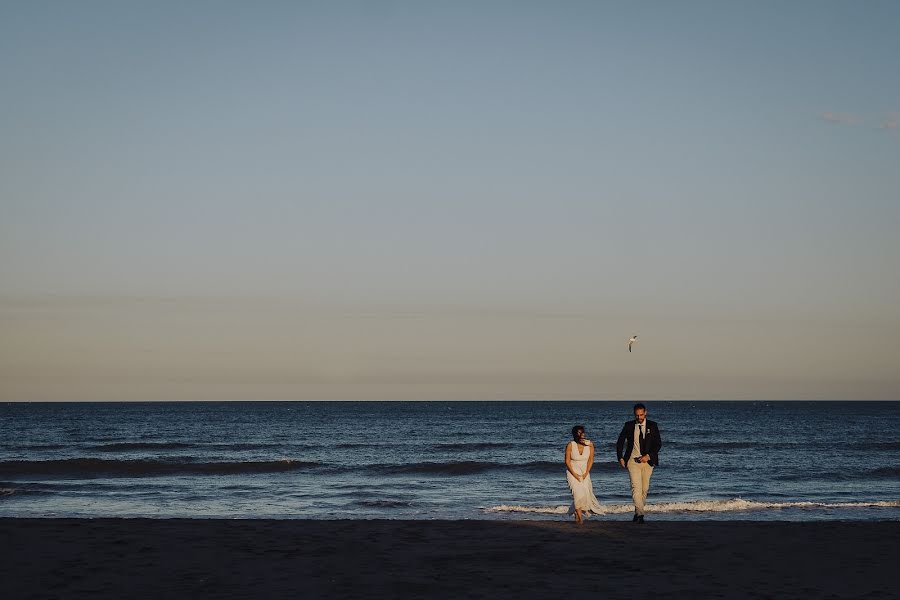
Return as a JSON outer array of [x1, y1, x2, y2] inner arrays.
[[1, 518, 897, 599]]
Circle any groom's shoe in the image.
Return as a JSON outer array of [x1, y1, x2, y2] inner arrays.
[[632, 514, 640, 522], [636, 515, 645, 524]]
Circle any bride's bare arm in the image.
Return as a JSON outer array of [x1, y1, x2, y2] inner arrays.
[[586, 442, 595, 476]]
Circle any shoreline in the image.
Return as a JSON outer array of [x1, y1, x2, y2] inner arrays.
[[2, 518, 897, 599]]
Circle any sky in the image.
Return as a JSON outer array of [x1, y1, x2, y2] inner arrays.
[[1, 1, 899, 401]]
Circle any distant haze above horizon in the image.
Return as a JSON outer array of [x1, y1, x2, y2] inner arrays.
[[2, 2, 899, 401]]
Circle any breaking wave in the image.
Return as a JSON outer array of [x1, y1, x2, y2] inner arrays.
[[484, 498, 900, 515]]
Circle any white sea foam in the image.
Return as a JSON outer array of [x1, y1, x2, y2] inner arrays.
[[484, 498, 900, 515]]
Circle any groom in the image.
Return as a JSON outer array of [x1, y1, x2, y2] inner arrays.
[[616, 403, 662, 523]]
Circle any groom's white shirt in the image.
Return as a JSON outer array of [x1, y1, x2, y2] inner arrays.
[[631, 422, 645, 459]]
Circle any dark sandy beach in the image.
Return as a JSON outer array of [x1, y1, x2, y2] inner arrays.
[[2, 519, 897, 599]]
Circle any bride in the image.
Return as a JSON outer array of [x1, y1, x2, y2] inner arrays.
[[565, 425, 603, 523]]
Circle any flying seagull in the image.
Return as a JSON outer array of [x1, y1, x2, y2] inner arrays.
[[628, 335, 638, 352]]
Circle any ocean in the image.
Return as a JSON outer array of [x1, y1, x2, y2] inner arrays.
[[1, 401, 898, 520]]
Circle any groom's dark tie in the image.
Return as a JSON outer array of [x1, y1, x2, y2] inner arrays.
[[638, 424, 644, 440]]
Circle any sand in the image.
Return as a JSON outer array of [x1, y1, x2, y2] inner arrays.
[[1, 518, 897, 599]]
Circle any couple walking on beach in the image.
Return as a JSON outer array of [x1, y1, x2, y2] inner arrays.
[[565, 403, 662, 524]]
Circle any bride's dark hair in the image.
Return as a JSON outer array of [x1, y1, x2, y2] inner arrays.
[[571, 425, 585, 441]]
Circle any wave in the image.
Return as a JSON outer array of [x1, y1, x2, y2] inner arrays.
[[356, 499, 415, 508], [664, 441, 900, 450], [0, 458, 321, 477], [0, 458, 623, 478], [0, 480, 65, 497], [369, 461, 537, 475], [369, 460, 619, 476], [89, 442, 195, 451], [13, 440, 899, 454], [370, 460, 558, 475], [485, 498, 900, 515], [664, 441, 761, 450], [872, 466, 900, 477], [207, 443, 289, 451], [0, 486, 56, 498], [866, 442, 900, 450], [775, 467, 900, 482], [433, 442, 519, 451], [88, 442, 293, 452]]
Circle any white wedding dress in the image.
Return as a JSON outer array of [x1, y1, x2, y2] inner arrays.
[[566, 440, 603, 516]]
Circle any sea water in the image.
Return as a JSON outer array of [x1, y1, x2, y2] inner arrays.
[[1, 401, 898, 520]]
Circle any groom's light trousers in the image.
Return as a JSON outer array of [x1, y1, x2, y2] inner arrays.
[[626, 461, 654, 516]]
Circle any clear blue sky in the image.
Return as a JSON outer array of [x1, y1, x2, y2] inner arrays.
[[2, 1, 898, 400]]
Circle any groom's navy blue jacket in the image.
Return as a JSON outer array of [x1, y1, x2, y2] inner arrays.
[[616, 420, 662, 467]]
